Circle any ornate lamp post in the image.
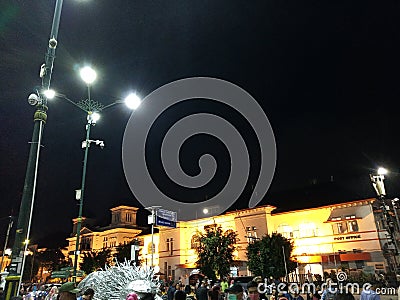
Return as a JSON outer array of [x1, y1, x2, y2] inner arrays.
[[64, 66, 141, 281], [370, 167, 399, 278], [6, 1, 64, 298]]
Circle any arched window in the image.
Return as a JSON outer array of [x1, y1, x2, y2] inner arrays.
[[191, 235, 199, 249], [277, 224, 293, 239], [299, 222, 316, 237]]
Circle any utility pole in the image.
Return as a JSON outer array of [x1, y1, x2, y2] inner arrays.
[[145, 206, 161, 268], [1, 216, 13, 272], [6, 2, 64, 298], [370, 169, 399, 279], [282, 245, 288, 282]]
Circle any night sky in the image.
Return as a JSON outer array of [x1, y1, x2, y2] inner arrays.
[[1, 1, 400, 248]]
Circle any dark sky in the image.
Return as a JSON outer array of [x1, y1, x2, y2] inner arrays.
[[1, 1, 400, 248]]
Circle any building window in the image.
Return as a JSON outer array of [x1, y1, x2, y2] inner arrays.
[[166, 238, 170, 252], [246, 227, 252, 243], [81, 237, 91, 250], [191, 235, 199, 249], [332, 222, 349, 234], [170, 238, 174, 255], [245, 226, 258, 242], [252, 227, 258, 239], [277, 224, 293, 239], [299, 223, 316, 237], [168, 266, 171, 277], [348, 220, 359, 232], [337, 222, 347, 234], [164, 262, 168, 275], [125, 213, 132, 222], [355, 260, 364, 269]]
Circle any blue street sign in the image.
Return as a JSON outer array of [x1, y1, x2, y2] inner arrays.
[[155, 216, 176, 228]]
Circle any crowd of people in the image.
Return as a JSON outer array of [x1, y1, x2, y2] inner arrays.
[[0, 275, 385, 300], [0, 283, 95, 300], [158, 278, 280, 300], [158, 276, 383, 300]]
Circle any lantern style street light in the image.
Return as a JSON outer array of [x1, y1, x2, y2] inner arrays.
[[52, 66, 142, 282], [370, 167, 399, 278]]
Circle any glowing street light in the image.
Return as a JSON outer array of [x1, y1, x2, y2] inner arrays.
[[79, 66, 97, 85], [378, 167, 388, 176], [370, 168, 387, 198], [88, 111, 101, 124], [124, 93, 141, 110], [43, 89, 56, 99]]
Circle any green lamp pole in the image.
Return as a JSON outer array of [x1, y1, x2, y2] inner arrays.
[[72, 109, 98, 282], [66, 67, 141, 281], [6, 1, 63, 298], [71, 67, 103, 281]]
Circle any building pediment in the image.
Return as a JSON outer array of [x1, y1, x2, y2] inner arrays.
[[80, 227, 94, 235]]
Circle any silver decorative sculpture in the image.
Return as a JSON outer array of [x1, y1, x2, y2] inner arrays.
[[78, 260, 161, 300]]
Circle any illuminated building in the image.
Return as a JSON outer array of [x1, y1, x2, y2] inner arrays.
[[63, 198, 393, 281], [138, 198, 391, 281], [66, 206, 142, 268]]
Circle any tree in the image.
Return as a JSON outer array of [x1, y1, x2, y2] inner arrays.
[[246, 232, 296, 279], [80, 248, 112, 275], [114, 239, 141, 265], [22, 254, 39, 282], [194, 224, 237, 281], [36, 248, 68, 273]]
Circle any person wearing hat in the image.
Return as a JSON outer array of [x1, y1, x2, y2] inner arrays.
[[226, 284, 243, 300], [58, 282, 81, 300], [247, 281, 261, 300]]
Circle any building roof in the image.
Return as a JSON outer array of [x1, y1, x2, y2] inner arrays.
[[271, 198, 375, 216], [265, 179, 376, 213], [110, 205, 139, 212]]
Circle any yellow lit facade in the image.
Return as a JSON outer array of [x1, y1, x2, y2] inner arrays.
[[270, 199, 387, 278], [138, 198, 391, 281], [64, 199, 392, 281], [66, 206, 142, 267]]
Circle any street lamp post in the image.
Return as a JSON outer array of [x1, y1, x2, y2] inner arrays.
[[370, 168, 399, 278], [282, 245, 288, 282], [66, 66, 141, 281], [6, 1, 63, 298], [1, 216, 13, 272], [71, 66, 101, 282], [145, 206, 161, 268]]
